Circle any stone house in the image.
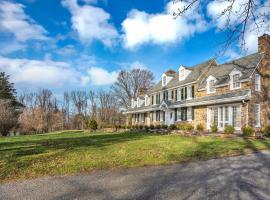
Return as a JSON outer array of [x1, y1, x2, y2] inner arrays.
[[124, 34, 270, 131]]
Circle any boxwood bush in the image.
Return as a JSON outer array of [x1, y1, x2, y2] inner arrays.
[[224, 125, 235, 134], [242, 125, 255, 137], [169, 124, 177, 130], [211, 124, 218, 133], [263, 125, 270, 137], [196, 123, 204, 131]]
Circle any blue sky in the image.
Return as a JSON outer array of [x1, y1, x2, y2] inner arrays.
[[0, 0, 267, 95]]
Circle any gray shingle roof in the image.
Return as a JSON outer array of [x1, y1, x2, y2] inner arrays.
[[198, 52, 263, 89], [171, 89, 251, 107], [125, 89, 251, 113], [148, 59, 215, 94]]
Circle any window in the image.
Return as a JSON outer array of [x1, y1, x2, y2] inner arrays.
[[255, 104, 260, 127], [145, 96, 148, 106], [255, 74, 261, 91], [175, 89, 178, 101], [232, 74, 241, 89], [181, 88, 184, 100], [156, 111, 160, 121], [162, 76, 166, 86], [179, 68, 185, 81], [171, 90, 174, 100], [163, 91, 168, 100], [208, 79, 216, 94]]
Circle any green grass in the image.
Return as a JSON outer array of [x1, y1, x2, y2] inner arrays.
[[0, 130, 270, 182]]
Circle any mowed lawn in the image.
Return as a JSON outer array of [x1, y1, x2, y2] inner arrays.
[[0, 131, 270, 182]]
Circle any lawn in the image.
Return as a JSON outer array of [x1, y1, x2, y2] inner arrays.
[[0, 130, 270, 182]]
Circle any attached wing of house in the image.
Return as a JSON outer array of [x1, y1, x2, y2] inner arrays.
[[124, 34, 270, 131]]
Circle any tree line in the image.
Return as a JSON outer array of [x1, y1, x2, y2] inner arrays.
[[0, 68, 155, 136]]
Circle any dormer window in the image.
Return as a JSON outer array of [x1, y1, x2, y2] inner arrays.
[[230, 69, 242, 90], [179, 68, 185, 81], [232, 74, 240, 89], [162, 76, 166, 86], [179, 66, 191, 81], [145, 95, 148, 106], [206, 75, 216, 94]]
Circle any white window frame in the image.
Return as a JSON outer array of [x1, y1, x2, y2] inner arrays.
[[206, 75, 216, 94], [255, 104, 261, 128], [230, 69, 242, 90], [144, 96, 148, 106], [207, 104, 241, 131], [255, 73, 261, 92]]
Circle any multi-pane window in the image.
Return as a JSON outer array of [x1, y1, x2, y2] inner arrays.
[[162, 76, 166, 86], [156, 111, 160, 121], [255, 104, 260, 127], [255, 74, 261, 91], [232, 74, 241, 89], [208, 79, 215, 93]]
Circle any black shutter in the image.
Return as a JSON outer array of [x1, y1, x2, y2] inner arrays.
[[185, 87, 187, 99], [174, 108, 177, 121], [192, 85, 195, 98]]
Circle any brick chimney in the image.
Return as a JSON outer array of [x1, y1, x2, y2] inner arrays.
[[258, 33, 270, 53]]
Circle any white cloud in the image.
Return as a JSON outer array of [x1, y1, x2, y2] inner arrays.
[[0, 1, 48, 42], [0, 56, 78, 88], [82, 67, 118, 85], [0, 41, 26, 55], [121, 1, 207, 49], [130, 61, 148, 70], [62, 0, 118, 46]]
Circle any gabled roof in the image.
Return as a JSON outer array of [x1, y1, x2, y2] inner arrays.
[[148, 59, 215, 94], [198, 52, 263, 89]]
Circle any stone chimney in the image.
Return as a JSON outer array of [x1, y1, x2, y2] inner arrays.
[[258, 33, 270, 53]]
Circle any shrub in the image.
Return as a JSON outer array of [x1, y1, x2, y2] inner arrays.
[[169, 124, 177, 130], [224, 125, 235, 134], [161, 124, 168, 129], [134, 124, 139, 129], [186, 124, 194, 131], [211, 124, 218, 133], [196, 123, 204, 131], [149, 124, 155, 129], [144, 125, 149, 130], [155, 124, 161, 129], [242, 125, 255, 137], [177, 122, 193, 131], [126, 125, 131, 129], [88, 118, 98, 131], [177, 122, 187, 130], [263, 125, 270, 137], [139, 125, 144, 130]]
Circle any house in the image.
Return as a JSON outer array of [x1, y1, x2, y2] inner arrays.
[[124, 34, 270, 131]]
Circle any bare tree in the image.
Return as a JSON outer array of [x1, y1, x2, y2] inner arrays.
[[173, 0, 270, 53], [89, 90, 97, 118], [112, 68, 155, 108], [70, 91, 88, 129]]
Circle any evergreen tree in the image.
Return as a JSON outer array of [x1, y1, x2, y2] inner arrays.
[[0, 72, 17, 106]]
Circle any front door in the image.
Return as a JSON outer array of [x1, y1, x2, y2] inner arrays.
[[165, 110, 174, 125]]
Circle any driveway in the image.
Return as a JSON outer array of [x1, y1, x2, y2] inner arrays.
[[1, 151, 270, 200]]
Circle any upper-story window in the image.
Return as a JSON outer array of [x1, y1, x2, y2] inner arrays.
[[145, 95, 148, 106], [207, 76, 216, 94], [162, 76, 166, 86], [230, 69, 242, 90], [232, 74, 241, 89], [179, 68, 185, 81], [255, 73, 261, 91]]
